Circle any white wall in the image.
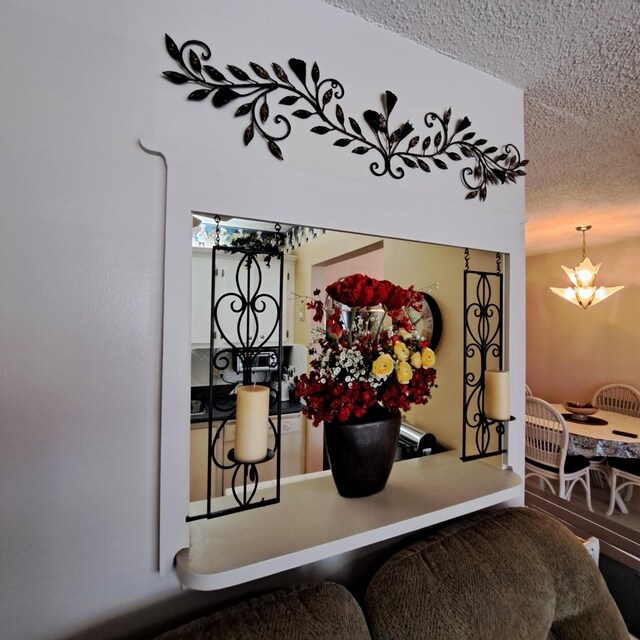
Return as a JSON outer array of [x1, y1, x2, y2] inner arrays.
[[0, 1, 525, 638]]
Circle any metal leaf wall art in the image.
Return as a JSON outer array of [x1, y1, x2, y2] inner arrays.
[[163, 35, 527, 201]]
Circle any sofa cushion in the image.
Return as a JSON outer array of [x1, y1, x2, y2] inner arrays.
[[154, 581, 371, 640], [364, 507, 627, 640]]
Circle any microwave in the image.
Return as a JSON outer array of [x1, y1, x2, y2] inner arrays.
[[234, 349, 279, 373]]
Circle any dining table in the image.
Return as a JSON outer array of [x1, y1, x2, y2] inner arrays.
[[551, 404, 640, 459]]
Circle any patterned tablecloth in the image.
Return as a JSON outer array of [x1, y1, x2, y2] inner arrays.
[[552, 405, 640, 458]]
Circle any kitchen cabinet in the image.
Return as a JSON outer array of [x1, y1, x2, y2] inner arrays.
[[189, 424, 223, 502], [190, 413, 304, 500], [191, 248, 295, 348], [221, 413, 303, 495]]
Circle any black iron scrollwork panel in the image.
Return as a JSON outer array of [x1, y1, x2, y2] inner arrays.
[[163, 35, 527, 201], [462, 251, 507, 461], [188, 234, 285, 521]]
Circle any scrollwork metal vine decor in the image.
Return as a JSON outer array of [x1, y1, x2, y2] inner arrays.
[[163, 35, 527, 201]]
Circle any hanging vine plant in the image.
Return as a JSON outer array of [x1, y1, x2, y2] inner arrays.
[[163, 35, 527, 201]]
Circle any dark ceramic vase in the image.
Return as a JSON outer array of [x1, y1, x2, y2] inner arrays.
[[324, 407, 401, 498]]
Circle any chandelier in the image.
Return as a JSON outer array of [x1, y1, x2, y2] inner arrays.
[[550, 225, 623, 309]]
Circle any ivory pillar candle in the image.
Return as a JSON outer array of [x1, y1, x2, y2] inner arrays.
[[234, 385, 270, 463], [484, 370, 510, 421]]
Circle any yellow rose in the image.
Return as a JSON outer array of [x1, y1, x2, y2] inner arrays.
[[396, 361, 413, 385], [421, 347, 436, 368], [394, 341, 410, 361], [372, 353, 394, 378], [398, 328, 412, 341], [410, 351, 422, 369]]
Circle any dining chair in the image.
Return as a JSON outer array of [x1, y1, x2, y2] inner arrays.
[[525, 397, 593, 511], [525, 383, 532, 397], [606, 458, 640, 516], [592, 383, 640, 417]]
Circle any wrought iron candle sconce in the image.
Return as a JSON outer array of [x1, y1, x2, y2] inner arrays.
[[163, 35, 527, 201], [188, 218, 285, 521], [461, 249, 513, 461]]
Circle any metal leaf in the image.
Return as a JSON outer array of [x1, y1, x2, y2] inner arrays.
[[212, 87, 240, 107], [480, 188, 487, 202], [249, 62, 271, 80], [462, 131, 475, 141], [311, 126, 331, 135], [311, 62, 320, 84], [349, 117, 362, 136], [407, 136, 419, 149], [279, 95, 300, 106], [334, 138, 352, 147], [443, 107, 452, 124], [521, 159, 530, 166], [352, 146, 370, 154], [454, 116, 471, 135], [446, 152, 462, 161], [272, 62, 289, 83], [162, 71, 190, 85], [335, 104, 345, 125], [260, 101, 269, 124], [292, 109, 313, 119], [434, 132, 442, 148], [466, 190, 478, 200], [289, 58, 307, 85], [493, 169, 506, 183], [165, 34, 181, 61], [422, 136, 431, 151], [460, 146, 475, 158], [204, 65, 227, 83], [433, 158, 448, 170], [244, 123, 254, 145], [268, 140, 284, 160], [496, 153, 508, 162], [364, 110, 381, 132], [417, 159, 431, 172], [322, 89, 333, 106], [474, 138, 487, 146], [401, 157, 417, 169], [188, 88, 212, 101], [227, 65, 250, 81], [484, 146, 498, 154], [385, 91, 398, 115], [235, 102, 252, 117], [189, 50, 202, 74]]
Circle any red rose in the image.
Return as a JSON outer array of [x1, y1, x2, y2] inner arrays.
[[327, 274, 384, 308]]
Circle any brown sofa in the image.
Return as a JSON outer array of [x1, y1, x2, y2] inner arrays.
[[155, 508, 628, 640]]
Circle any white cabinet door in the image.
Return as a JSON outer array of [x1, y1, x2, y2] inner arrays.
[[283, 257, 295, 345], [191, 249, 235, 348], [192, 249, 296, 348]]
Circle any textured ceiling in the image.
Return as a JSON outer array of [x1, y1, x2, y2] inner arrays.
[[323, 0, 640, 255]]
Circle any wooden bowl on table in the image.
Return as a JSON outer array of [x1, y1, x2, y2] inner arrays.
[[562, 401, 598, 421]]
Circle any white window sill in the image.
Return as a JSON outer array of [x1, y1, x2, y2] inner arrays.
[[176, 450, 523, 590]]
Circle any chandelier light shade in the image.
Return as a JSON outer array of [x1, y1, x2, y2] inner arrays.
[[550, 225, 623, 310]]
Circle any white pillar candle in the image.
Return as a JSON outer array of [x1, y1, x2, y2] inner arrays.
[[234, 385, 270, 463], [484, 370, 510, 421]]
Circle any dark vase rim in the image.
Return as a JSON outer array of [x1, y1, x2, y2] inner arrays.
[[327, 405, 400, 427]]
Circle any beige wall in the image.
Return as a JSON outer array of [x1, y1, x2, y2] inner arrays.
[[526, 237, 640, 403]]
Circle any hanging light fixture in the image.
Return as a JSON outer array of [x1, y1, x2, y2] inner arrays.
[[550, 225, 623, 309]]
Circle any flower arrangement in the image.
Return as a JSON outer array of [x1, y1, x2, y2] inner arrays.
[[295, 274, 437, 426]]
